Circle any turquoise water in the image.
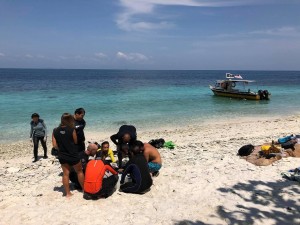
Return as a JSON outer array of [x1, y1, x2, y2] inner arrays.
[[0, 69, 300, 143]]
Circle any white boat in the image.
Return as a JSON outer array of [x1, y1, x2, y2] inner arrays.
[[209, 73, 271, 100]]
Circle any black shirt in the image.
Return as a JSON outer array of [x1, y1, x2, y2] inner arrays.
[[74, 119, 86, 143], [53, 126, 79, 162]]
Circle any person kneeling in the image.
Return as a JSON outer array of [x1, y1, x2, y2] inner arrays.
[[83, 159, 118, 200], [120, 141, 153, 194]]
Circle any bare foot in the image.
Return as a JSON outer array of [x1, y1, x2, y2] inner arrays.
[[66, 192, 73, 198]]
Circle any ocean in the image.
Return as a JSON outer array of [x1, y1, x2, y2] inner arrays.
[[0, 69, 300, 143]]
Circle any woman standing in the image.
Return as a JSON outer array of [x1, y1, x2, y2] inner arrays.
[[30, 113, 48, 162], [52, 113, 84, 197]]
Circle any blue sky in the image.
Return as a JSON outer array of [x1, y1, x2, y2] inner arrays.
[[0, 0, 300, 70]]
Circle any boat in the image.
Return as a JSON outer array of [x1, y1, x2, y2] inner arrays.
[[209, 73, 271, 100]]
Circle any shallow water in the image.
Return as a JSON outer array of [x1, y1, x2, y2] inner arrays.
[[0, 69, 300, 143]]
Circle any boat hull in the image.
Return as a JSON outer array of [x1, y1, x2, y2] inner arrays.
[[211, 89, 261, 100]]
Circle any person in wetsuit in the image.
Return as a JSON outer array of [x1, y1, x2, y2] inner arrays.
[[83, 159, 118, 200], [110, 125, 137, 171], [52, 113, 84, 197], [30, 113, 48, 162], [69, 143, 99, 189], [120, 140, 153, 194], [74, 108, 86, 153]]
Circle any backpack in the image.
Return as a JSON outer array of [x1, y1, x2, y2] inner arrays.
[[84, 160, 105, 194], [149, 138, 165, 149], [238, 144, 254, 156], [278, 135, 293, 144], [281, 140, 296, 150]]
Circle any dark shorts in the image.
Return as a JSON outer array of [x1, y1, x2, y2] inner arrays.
[[59, 158, 80, 166]]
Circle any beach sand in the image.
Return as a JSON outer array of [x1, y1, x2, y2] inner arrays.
[[1, 115, 300, 225]]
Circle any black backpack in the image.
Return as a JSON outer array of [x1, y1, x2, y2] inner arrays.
[[238, 144, 255, 156], [281, 140, 296, 150], [149, 138, 165, 149]]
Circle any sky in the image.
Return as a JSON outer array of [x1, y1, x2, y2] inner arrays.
[[0, 0, 300, 70]]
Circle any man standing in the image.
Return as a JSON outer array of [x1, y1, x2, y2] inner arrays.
[[30, 113, 48, 162], [74, 108, 86, 152]]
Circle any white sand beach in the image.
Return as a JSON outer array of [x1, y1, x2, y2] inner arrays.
[[1, 115, 300, 225]]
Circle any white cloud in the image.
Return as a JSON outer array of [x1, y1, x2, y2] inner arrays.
[[116, 0, 265, 31], [210, 26, 300, 39], [36, 54, 45, 59], [0, 53, 5, 57], [58, 56, 68, 60], [116, 51, 148, 61], [25, 54, 33, 58], [249, 26, 300, 37], [94, 52, 107, 58]]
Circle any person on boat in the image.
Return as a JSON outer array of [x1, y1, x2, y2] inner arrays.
[[30, 113, 48, 162]]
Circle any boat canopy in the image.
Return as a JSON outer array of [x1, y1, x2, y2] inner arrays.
[[216, 79, 256, 83]]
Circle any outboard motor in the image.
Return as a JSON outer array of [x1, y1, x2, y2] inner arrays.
[[263, 90, 269, 100], [258, 90, 264, 100]]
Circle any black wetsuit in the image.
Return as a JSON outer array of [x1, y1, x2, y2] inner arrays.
[[110, 125, 137, 168], [53, 126, 79, 165], [74, 118, 86, 152], [120, 154, 152, 194], [30, 119, 47, 160]]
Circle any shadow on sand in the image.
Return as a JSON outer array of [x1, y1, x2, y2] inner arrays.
[[174, 179, 300, 225]]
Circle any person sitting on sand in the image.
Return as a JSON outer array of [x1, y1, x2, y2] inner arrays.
[[110, 125, 137, 170], [143, 143, 162, 177], [120, 140, 153, 194], [98, 141, 116, 163], [52, 113, 84, 197], [83, 159, 119, 200], [69, 143, 99, 189]]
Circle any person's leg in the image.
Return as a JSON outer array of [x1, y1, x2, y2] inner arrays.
[[117, 145, 123, 169], [61, 163, 72, 197], [73, 162, 84, 190], [40, 137, 48, 158], [148, 162, 162, 175], [99, 175, 118, 197], [32, 136, 39, 161], [69, 168, 81, 189], [120, 181, 140, 193]]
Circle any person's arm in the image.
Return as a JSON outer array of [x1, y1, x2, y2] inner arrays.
[[104, 164, 118, 175], [120, 164, 133, 184], [52, 132, 58, 149], [30, 123, 33, 141], [143, 148, 150, 162], [108, 149, 116, 163], [117, 151, 123, 169], [110, 134, 118, 145], [72, 129, 78, 144], [41, 120, 47, 140]]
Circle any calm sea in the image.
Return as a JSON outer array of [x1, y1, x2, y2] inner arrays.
[[0, 69, 300, 143]]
